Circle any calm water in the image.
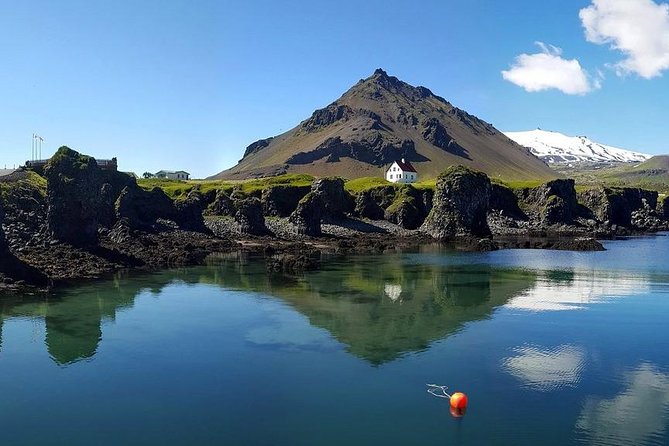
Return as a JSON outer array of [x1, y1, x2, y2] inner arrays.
[[2, 236, 669, 445]]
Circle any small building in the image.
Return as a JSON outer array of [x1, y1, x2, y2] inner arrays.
[[155, 170, 190, 180], [386, 158, 417, 184]]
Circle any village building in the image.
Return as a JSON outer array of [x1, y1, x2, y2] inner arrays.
[[155, 170, 190, 180], [385, 158, 417, 184]]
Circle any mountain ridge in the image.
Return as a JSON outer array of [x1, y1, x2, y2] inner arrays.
[[504, 129, 650, 164], [211, 69, 556, 181]]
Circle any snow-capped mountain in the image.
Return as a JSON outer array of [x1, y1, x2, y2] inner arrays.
[[504, 129, 651, 164]]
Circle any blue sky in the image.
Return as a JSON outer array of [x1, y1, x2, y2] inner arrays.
[[1, 0, 668, 178]]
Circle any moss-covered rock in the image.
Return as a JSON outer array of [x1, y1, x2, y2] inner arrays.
[[661, 196, 669, 219], [234, 197, 267, 235], [115, 186, 177, 230], [384, 186, 425, 229], [518, 179, 578, 225], [261, 184, 311, 217], [421, 165, 491, 239], [353, 185, 397, 220], [289, 192, 322, 236], [205, 190, 235, 216], [174, 190, 207, 232], [490, 183, 527, 220], [579, 186, 659, 227], [311, 177, 354, 219]]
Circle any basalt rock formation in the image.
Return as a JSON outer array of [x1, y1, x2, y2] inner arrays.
[[234, 197, 267, 235], [289, 193, 323, 236], [310, 177, 353, 219], [115, 186, 178, 230], [421, 166, 492, 239], [517, 179, 579, 225], [261, 184, 311, 217], [205, 190, 235, 216], [578, 187, 658, 227], [174, 190, 207, 232]]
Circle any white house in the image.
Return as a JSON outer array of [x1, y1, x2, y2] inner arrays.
[[385, 159, 417, 184], [155, 170, 190, 180]]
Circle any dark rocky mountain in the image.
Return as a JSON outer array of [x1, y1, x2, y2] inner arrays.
[[212, 69, 556, 181]]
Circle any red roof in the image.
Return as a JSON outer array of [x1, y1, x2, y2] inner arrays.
[[394, 159, 417, 173]]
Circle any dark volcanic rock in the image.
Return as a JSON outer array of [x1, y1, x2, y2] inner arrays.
[[301, 104, 356, 131], [421, 118, 469, 158], [354, 191, 386, 220], [661, 196, 669, 219], [353, 185, 397, 220], [234, 197, 267, 235], [524, 179, 578, 225], [243, 137, 274, 158], [175, 190, 207, 232], [286, 135, 428, 166], [44, 147, 106, 246], [44, 147, 136, 246], [384, 186, 426, 229], [289, 193, 322, 236], [206, 190, 235, 216], [0, 197, 8, 253], [421, 165, 491, 240], [490, 183, 527, 220], [579, 187, 659, 227], [311, 177, 353, 219], [261, 185, 311, 217], [115, 186, 177, 230]]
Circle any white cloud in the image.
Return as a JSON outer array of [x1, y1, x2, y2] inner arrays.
[[502, 42, 598, 95], [577, 363, 669, 445], [502, 344, 585, 392], [580, 0, 669, 79]]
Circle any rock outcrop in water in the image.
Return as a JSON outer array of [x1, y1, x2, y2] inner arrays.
[[421, 165, 491, 239]]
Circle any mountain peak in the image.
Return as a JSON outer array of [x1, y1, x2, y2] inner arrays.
[[210, 71, 556, 181]]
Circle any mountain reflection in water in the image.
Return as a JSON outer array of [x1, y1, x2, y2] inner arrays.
[[0, 250, 658, 367]]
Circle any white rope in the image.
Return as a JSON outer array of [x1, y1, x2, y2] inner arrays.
[[426, 384, 452, 399]]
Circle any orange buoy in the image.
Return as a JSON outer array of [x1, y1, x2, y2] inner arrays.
[[450, 392, 468, 410]]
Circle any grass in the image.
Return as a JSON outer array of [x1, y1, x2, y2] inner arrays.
[[0, 171, 48, 199], [493, 179, 545, 190], [138, 173, 316, 199], [344, 177, 436, 193], [344, 177, 396, 193], [232, 174, 314, 194], [137, 178, 195, 199]]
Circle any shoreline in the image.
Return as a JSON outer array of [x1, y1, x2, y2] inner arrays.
[[2, 151, 668, 294], [1, 222, 664, 295]]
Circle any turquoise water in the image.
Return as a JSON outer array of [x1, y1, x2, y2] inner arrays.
[[1, 236, 669, 445]]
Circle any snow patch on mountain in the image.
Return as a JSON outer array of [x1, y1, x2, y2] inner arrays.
[[504, 129, 650, 164]]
